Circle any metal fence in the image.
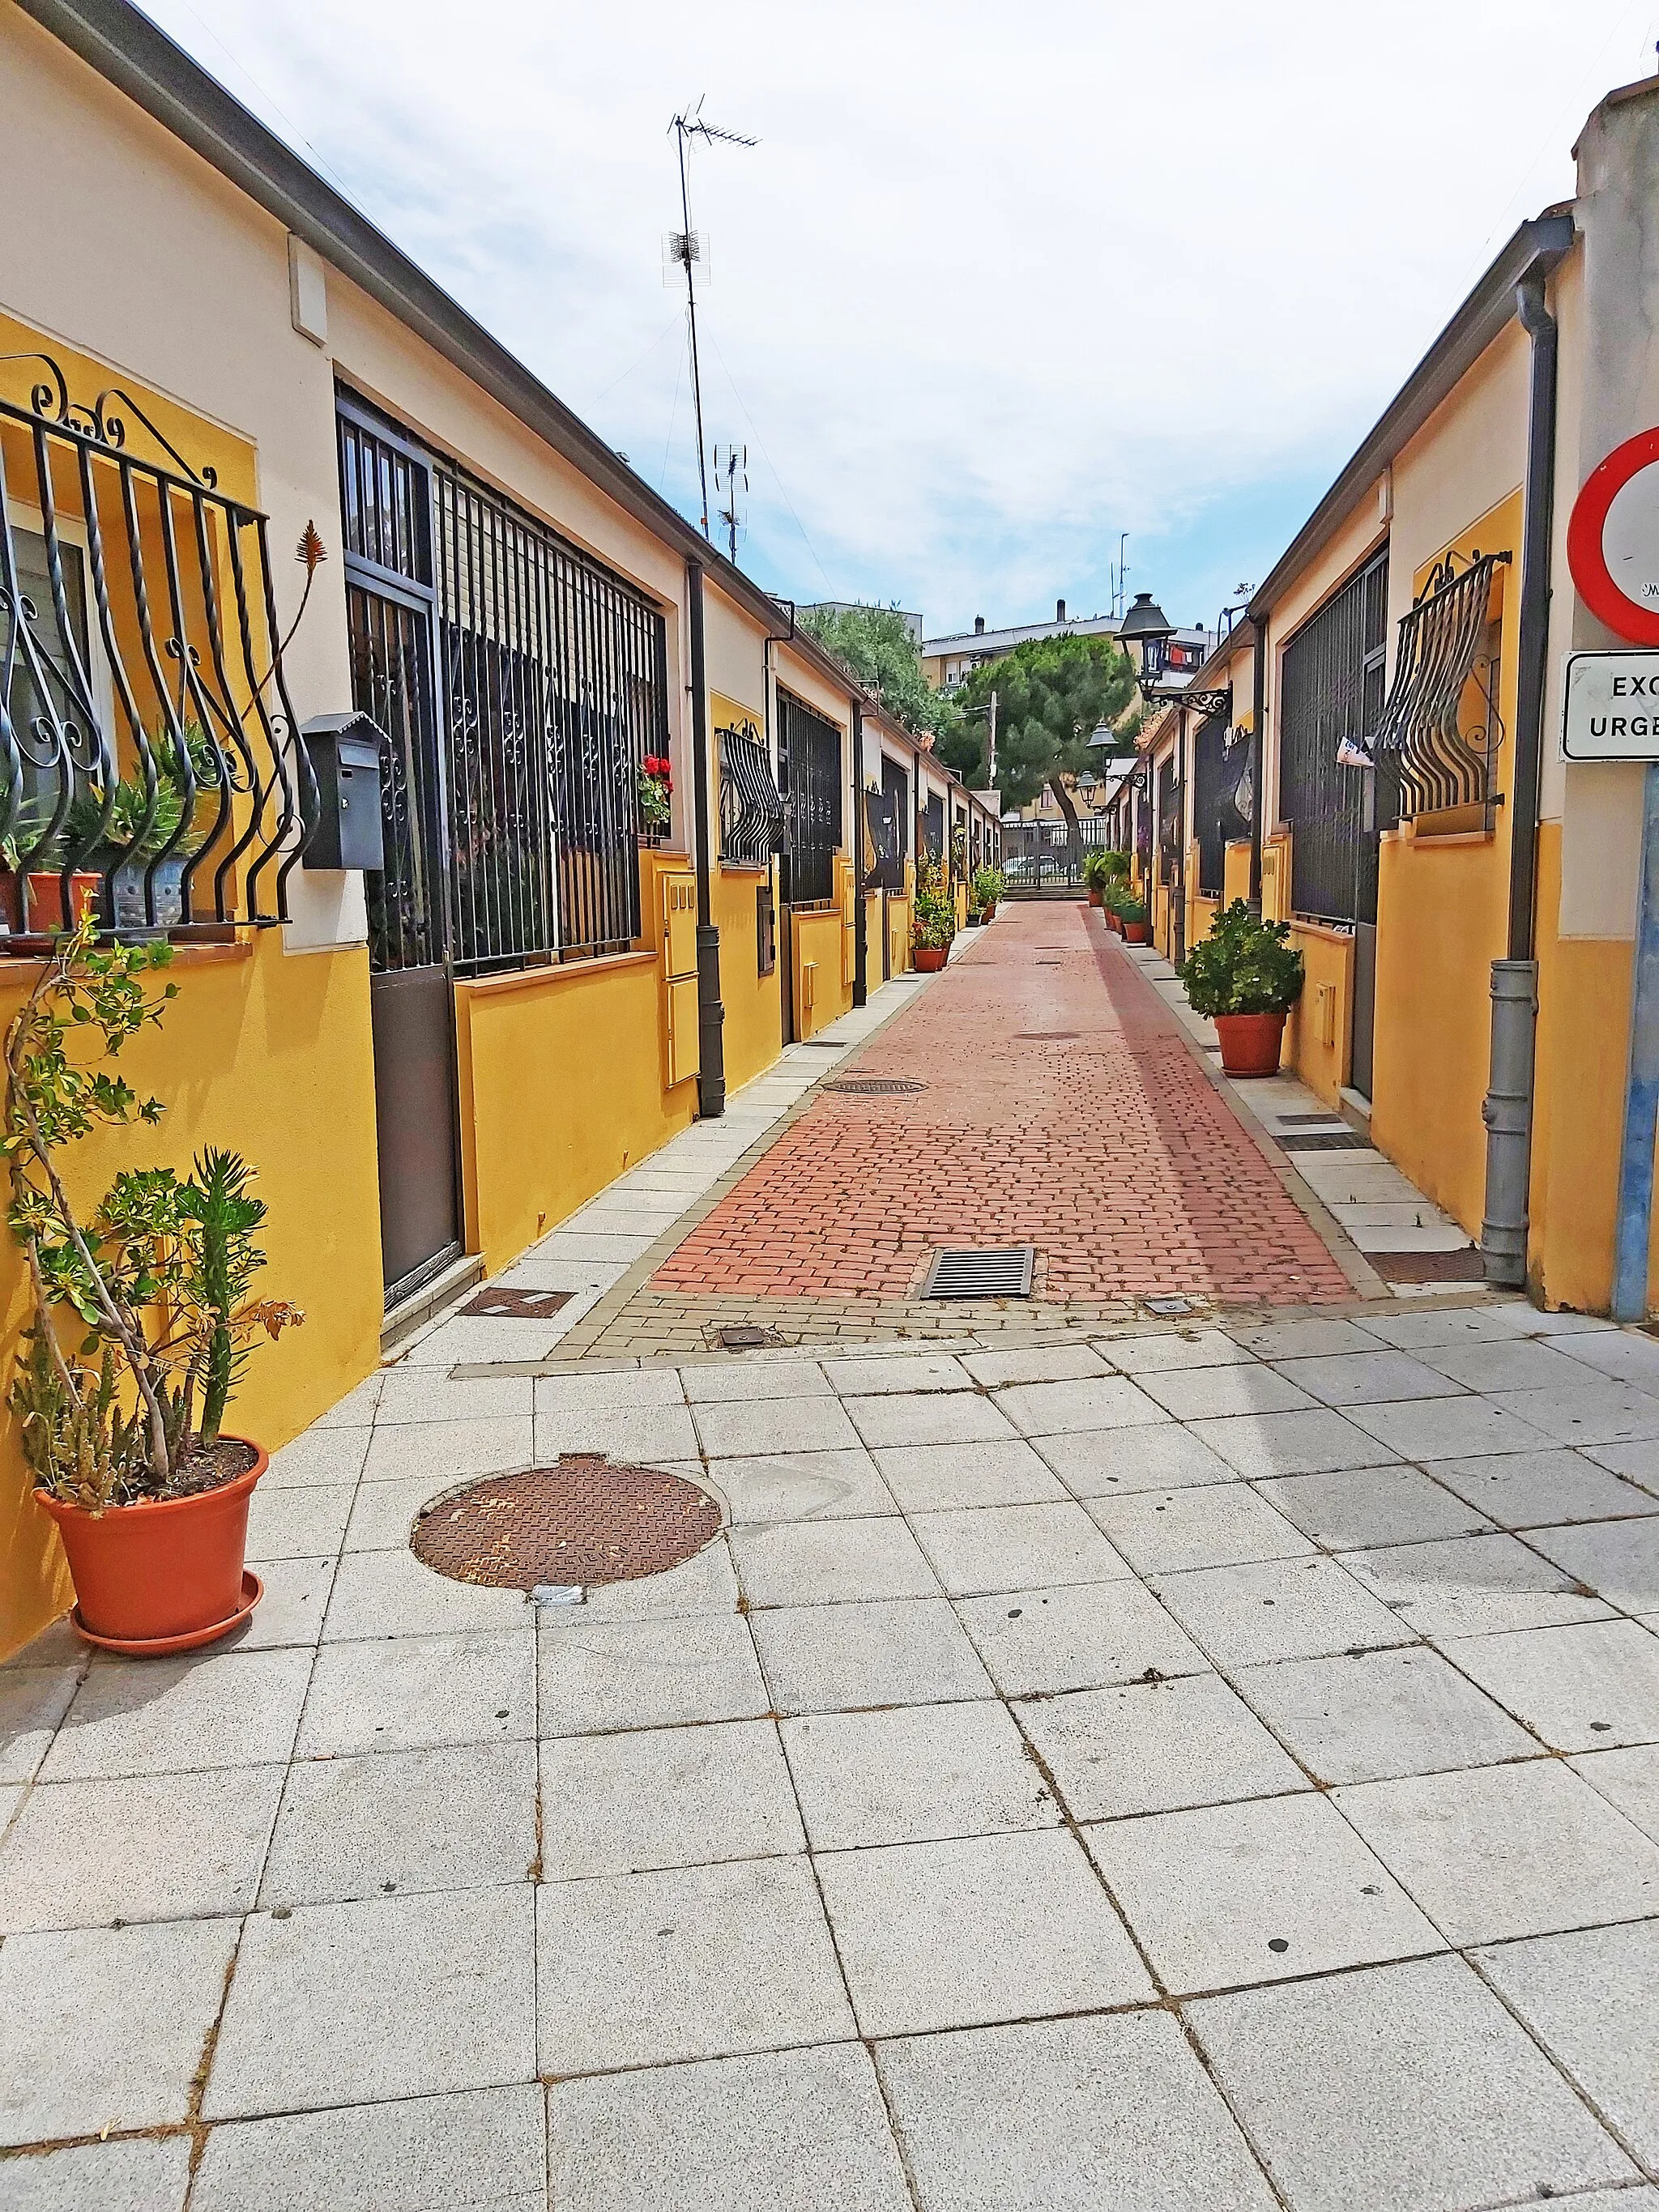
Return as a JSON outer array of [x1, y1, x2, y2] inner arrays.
[[1000, 815, 1113, 888], [0, 350, 319, 939], [777, 688, 841, 905], [434, 462, 664, 968], [1278, 548, 1393, 925]]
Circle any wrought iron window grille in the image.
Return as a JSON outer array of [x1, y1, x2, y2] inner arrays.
[[777, 688, 842, 906], [717, 720, 783, 870], [338, 395, 667, 974], [1371, 548, 1510, 818], [0, 352, 321, 940]]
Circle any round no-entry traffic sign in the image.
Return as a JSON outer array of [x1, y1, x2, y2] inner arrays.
[[1568, 427, 1659, 645]]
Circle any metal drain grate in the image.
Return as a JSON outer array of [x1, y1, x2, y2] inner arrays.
[[1279, 1132, 1371, 1153], [412, 1457, 720, 1588], [1014, 1031, 1080, 1042], [828, 1077, 928, 1095], [1277, 1112, 1350, 1127], [923, 1245, 1036, 1299], [462, 1286, 574, 1319]]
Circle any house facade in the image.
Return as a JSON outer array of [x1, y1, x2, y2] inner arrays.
[[0, 0, 996, 1652], [1137, 69, 1659, 1323]]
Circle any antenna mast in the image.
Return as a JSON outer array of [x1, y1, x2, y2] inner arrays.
[[667, 101, 756, 542]]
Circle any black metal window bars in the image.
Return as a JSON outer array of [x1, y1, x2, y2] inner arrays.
[[718, 721, 784, 871], [777, 688, 842, 906], [0, 352, 318, 940], [1371, 549, 1510, 819], [864, 783, 904, 892]]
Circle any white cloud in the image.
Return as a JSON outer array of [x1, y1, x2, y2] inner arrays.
[[143, 0, 1659, 631]]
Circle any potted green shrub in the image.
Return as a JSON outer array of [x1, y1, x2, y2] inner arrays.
[[968, 864, 1004, 924], [1081, 849, 1112, 907], [1176, 897, 1305, 1076], [6, 922, 303, 1652], [1119, 893, 1152, 945], [911, 854, 955, 972]]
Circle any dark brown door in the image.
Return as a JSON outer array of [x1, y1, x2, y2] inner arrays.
[[346, 580, 463, 1305]]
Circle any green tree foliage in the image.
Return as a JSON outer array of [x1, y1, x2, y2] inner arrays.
[[940, 633, 1141, 835], [798, 605, 956, 744]]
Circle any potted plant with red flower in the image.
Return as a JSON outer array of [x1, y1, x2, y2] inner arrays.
[[6, 921, 303, 1652], [637, 754, 673, 845]]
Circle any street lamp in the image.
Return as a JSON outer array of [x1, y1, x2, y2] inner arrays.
[[1120, 591, 1175, 685]]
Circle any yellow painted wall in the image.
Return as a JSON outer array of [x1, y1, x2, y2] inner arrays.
[[1189, 890, 1219, 949], [1222, 842, 1252, 906], [0, 932, 383, 1657], [1367, 492, 1521, 1238], [1527, 822, 1656, 1314], [1370, 826, 1508, 1234], [888, 897, 912, 978], [1283, 924, 1355, 1108], [454, 947, 693, 1276]]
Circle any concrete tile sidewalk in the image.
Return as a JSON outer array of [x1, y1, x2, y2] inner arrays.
[[3, 1301, 1659, 2206]]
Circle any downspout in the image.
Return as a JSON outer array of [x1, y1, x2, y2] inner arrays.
[[685, 559, 726, 1118], [1480, 267, 1557, 1289], [1249, 618, 1267, 908], [851, 698, 868, 1008]]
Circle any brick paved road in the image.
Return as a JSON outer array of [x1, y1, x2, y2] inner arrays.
[[653, 901, 1355, 1306]]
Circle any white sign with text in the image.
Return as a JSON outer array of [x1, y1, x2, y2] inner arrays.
[[1563, 650, 1659, 761]]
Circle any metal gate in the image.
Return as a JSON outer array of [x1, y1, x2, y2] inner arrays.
[[339, 393, 669, 1302], [340, 406, 464, 1307], [1278, 546, 1394, 1097]]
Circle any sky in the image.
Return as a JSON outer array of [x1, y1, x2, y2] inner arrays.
[[142, 0, 1659, 642]]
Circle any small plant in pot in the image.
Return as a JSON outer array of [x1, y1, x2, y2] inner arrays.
[[1081, 848, 1113, 907], [6, 922, 303, 1652], [1176, 898, 1304, 1076], [1118, 894, 1152, 945], [910, 854, 955, 972], [968, 864, 1004, 924]]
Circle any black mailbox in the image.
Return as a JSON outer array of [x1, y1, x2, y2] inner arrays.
[[301, 712, 386, 872]]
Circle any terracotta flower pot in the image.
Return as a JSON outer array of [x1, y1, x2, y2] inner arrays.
[[913, 944, 949, 972], [1088, 889, 1102, 907], [36, 1440, 267, 1653], [1, 871, 100, 936], [1214, 1009, 1287, 1077], [1124, 921, 1151, 944]]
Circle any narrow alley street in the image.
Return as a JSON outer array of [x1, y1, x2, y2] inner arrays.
[[3, 903, 1659, 2210]]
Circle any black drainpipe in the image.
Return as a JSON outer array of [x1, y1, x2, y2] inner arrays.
[[1249, 616, 1267, 908], [1481, 266, 1559, 1288], [851, 699, 868, 1008], [685, 560, 726, 1118]]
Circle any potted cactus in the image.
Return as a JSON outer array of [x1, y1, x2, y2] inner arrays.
[[6, 923, 302, 1651], [1176, 897, 1305, 1076]]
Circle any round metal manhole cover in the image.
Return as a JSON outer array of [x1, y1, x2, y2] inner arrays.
[[827, 1077, 927, 1095], [411, 1457, 721, 1589]]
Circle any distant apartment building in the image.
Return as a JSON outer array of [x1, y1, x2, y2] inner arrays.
[[921, 597, 1209, 692]]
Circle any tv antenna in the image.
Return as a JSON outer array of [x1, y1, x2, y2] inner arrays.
[[713, 443, 748, 565], [667, 100, 757, 542]]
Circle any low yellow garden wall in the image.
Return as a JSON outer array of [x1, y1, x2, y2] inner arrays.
[[0, 931, 384, 1658]]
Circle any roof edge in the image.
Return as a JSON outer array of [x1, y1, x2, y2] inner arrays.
[[13, 0, 794, 641], [1247, 211, 1576, 623]]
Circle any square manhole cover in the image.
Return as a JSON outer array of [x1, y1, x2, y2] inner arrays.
[[923, 1246, 1036, 1299]]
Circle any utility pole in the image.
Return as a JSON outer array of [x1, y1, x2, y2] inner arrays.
[[987, 687, 997, 784], [667, 104, 756, 542]]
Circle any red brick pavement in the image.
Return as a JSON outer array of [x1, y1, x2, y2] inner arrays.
[[651, 901, 1357, 1305]]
